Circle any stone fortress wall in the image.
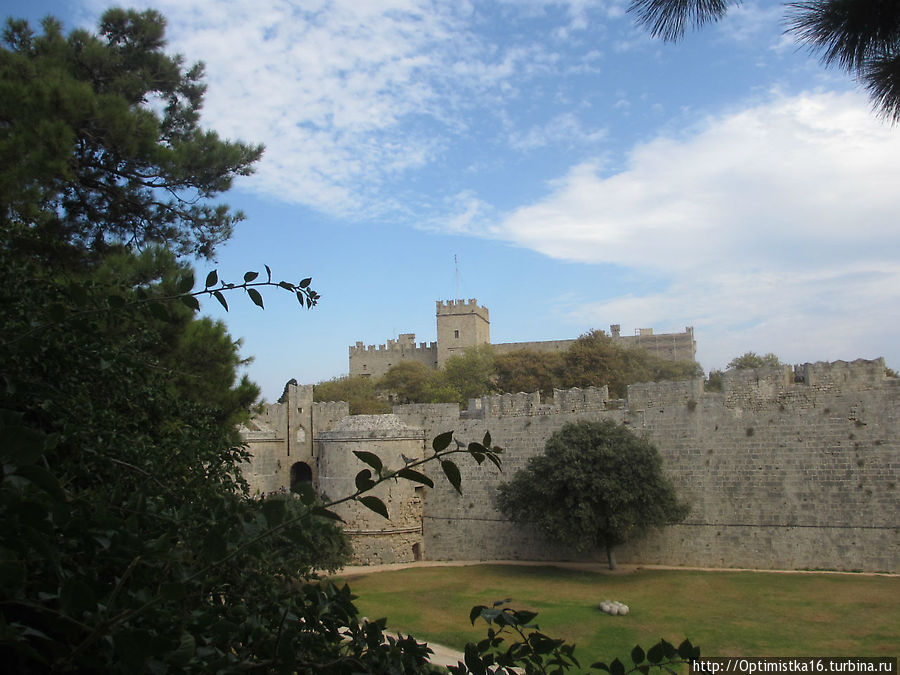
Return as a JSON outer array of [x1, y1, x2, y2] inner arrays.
[[349, 334, 438, 379], [490, 325, 696, 364], [240, 359, 899, 572], [348, 298, 696, 379], [317, 415, 428, 564]]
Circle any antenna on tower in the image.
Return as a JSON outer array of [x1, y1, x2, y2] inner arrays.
[[454, 254, 460, 300]]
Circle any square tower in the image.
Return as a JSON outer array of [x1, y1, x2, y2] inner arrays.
[[436, 299, 490, 367]]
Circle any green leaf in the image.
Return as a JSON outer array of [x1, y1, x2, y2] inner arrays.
[[631, 644, 645, 665], [355, 469, 375, 492], [359, 496, 389, 519], [299, 277, 311, 288], [213, 290, 228, 311], [660, 639, 676, 659], [353, 450, 383, 474], [441, 460, 462, 494], [278, 281, 293, 290], [243, 271, 259, 283], [107, 294, 126, 309], [610, 657, 626, 675], [677, 639, 698, 660], [179, 294, 201, 311], [247, 288, 264, 308], [512, 609, 538, 625], [265, 264, 272, 282], [591, 662, 610, 672], [469, 605, 488, 625], [205, 269, 218, 287], [148, 302, 170, 322], [464, 642, 487, 675], [296, 291, 306, 306], [483, 431, 492, 447], [397, 468, 434, 488], [530, 633, 563, 654], [261, 498, 286, 527], [433, 431, 454, 452], [177, 272, 194, 293], [311, 506, 344, 522], [647, 642, 664, 664]]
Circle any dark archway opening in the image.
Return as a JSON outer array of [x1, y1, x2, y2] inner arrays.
[[290, 461, 312, 493]]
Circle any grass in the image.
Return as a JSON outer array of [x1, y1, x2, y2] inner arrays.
[[331, 565, 899, 661]]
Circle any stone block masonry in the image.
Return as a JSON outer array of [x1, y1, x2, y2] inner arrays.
[[349, 333, 437, 379], [392, 359, 898, 572], [242, 358, 898, 572]]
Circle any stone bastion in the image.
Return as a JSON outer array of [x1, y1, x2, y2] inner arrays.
[[240, 359, 899, 572]]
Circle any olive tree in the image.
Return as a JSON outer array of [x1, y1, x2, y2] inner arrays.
[[496, 420, 689, 570]]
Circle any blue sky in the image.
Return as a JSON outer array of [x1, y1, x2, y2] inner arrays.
[[8, 1, 900, 401]]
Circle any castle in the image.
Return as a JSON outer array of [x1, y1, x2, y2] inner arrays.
[[240, 357, 899, 573], [349, 298, 697, 378]]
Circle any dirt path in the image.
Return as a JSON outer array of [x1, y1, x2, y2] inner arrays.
[[333, 559, 898, 578]]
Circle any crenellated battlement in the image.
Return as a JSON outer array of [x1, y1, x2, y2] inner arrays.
[[457, 359, 894, 418], [312, 400, 351, 420], [348, 332, 439, 378], [721, 358, 890, 410], [552, 386, 611, 413], [349, 337, 437, 355], [465, 386, 612, 418], [435, 298, 489, 322]]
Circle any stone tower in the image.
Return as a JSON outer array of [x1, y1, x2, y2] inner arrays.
[[238, 382, 319, 495], [436, 299, 490, 367]]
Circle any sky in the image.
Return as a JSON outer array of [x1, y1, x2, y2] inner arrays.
[[8, 0, 900, 401]]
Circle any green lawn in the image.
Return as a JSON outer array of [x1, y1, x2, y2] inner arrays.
[[331, 565, 899, 662]]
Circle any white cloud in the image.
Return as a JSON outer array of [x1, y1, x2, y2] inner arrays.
[[438, 191, 497, 235], [493, 91, 900, 270], [88, 0, 528, 216], [509, 112, 607, 150], [74, 0, 638, 220], [488, 90, 900, 369], [714, 0, 784, 46]]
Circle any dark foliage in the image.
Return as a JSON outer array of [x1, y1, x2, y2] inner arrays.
[[0, 9, 262, 259], [496, 420, 689, 569]]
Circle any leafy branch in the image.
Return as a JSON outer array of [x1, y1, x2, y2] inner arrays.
[[1, 265, 319, 346], [346, 430, 503, 518], [450, 600, 700, 675], [183, 264, 319, 312]]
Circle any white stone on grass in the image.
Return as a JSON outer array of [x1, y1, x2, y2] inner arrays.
[[599, 600, 630, 616]]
